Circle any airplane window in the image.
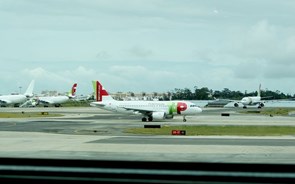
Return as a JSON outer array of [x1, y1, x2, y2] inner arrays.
[[1, 1, 295, 183]]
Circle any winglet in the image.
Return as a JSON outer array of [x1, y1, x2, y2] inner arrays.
[[24, 80, 35, 97], [92, 81, 113, 102]]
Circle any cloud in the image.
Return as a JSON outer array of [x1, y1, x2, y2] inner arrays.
[[0, 1, 295, 95], [21, 67, 85, 93], [106, 65, 199, 92], [241, 20, 277, 58], [22, 67, 65, 81], [96, 51, 111, 59], [222, 20, 295, 80], [62, 66, 96, 78], [127, 46, 154, 58]]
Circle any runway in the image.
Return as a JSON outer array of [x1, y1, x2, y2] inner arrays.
[[0, 107, 295, 164]]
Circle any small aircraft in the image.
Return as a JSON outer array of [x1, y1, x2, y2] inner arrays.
[[0, 80, 35, 107], [233, 84, 271, 108], [90, 81, 202, 122], [36, 83, 77, 107]]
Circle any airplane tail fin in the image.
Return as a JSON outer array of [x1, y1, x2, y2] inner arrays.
[[257, 84, 261, 97], [24, 80, 35, 97], [92, 80, 114, 102], [67, 83, 77, 98]]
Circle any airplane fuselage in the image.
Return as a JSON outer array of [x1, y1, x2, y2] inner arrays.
[[91, 100, 202, 120], [91, 80, 202, 122], [241, 96, 262, 106], [0, 95, 27, 106], [36, 83, 77, 107], [38, 96, 70, 106]]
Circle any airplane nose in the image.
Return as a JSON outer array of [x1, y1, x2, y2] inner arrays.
[[197, 107, 202, 113]]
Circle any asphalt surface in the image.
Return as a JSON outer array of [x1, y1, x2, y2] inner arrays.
[[0, 107, 294, 164]]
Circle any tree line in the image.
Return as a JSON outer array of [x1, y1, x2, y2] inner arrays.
[[159, 87, 295, 101]]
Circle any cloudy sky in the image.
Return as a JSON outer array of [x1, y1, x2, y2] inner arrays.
[[0, 0, 295, 96]]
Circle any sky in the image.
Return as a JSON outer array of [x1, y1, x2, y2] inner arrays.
[[0, 0, 295, 96]]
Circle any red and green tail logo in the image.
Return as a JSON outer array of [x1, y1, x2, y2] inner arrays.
[[92, 81, 109, 102]]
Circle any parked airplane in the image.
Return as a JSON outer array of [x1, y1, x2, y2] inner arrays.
[[0, 80, 35, 107], [36, 83, 77, 107], [233, 84, 271, 108], [90, 81, 202, 122]]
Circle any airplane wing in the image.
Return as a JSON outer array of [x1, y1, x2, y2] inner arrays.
[[38, 99, 54, 105], [90, 103, 106, 107], [91, 102, 157, 114], [225, 99, 239, 103], [261, 96, 273, 100], [0, 99, 11, 104], [122, 107, 154, 115], [230, 100, 242, 104]]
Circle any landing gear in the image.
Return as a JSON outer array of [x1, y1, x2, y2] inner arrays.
[[243, 106, 247, 109], [142, 116, 153, 122], [183, 116, 187, 122], [258, 103, 264, 108], [148, 116, 153, 121]]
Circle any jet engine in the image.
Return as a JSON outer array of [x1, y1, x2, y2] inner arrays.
[[258, 102, 264, 108], [152, 112, 166, 120], [142, 112, 174, 122], [234, 103, 239, 107]]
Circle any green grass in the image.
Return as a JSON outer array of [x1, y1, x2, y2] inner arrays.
[[125, 125, 295, 136], [260, 108, 295, 116], [0, 112, 63, 118], [61, 100, 92, 107], [239, 108, 295, 116]]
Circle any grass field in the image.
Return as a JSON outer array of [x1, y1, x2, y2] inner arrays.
[[125, 107, 295, 136], [0, 112, 63, 118], [239, 108, 295, 116], [125, 125, 295, 136]]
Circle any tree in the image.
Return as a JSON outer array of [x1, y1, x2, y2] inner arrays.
[[194, 87, 210, 100], [183, 88, 193, 100], [166, 86, 293, 101], [142, 92, 146, 97], [128, 92, 135, 97]]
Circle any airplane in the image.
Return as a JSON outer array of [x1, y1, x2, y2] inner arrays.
[[0, 80, 35, 107], [233, 84, 271, 109], [90, 81, 202, 122], [36, 83, 77, 107]]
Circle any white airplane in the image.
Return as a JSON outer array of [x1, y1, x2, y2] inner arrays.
[[90, 81, 202, 122], [233, 84, 271, 109], [0, 80, 35, 107], [36, 83, 77, 107]]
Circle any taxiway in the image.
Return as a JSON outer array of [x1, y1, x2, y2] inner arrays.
[[0, 107, 294, 164]]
